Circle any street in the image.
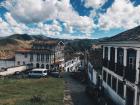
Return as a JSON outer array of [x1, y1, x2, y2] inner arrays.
[[64, 73, 94, 105]]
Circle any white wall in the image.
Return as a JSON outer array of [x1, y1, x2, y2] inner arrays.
[[15, 53, 30, 66], [0, 65, 27, 76], [0, 60, 15, 69], [15, 53, 54, 69], [88, 62, 98, 85]]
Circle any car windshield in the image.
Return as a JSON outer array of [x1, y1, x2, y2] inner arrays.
[[44, 70, 47, 73]]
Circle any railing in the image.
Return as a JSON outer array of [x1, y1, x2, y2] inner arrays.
[[125, 67, 136, 83]]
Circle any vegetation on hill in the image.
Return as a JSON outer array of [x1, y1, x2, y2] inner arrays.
[[102, 25, 140, 42]]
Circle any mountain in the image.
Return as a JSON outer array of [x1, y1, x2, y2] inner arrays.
[[0, 34, 49, 59], [102, 26, 140, 42], [0, 34, 69, 59]]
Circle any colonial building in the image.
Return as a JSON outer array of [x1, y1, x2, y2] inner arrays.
[[101, 41, 140, 105], [15, 40, 64, 70], [64, 56, 81, 72]]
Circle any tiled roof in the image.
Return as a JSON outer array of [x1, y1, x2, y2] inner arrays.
[[16, 48, 52, 54], [33, 40, 59, 46]]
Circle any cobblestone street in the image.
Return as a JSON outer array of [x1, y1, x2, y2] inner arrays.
[[64, 73, 95, 105]]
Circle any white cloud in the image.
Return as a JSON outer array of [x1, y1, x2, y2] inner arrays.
[[0, 17, 13, 36], [0, 0, 95, 38], [98, 0, 140, 30], [2, 0, 57, 23], [84, 0, 107, 9]]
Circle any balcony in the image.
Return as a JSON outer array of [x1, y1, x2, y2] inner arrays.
[[125, 67, 136, 83], [108, 61, 115, 72], [116, 63, 124, 76], [103, 59, 108, 68]]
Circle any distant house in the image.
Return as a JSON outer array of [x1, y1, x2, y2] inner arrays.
[[64, 54, 81, 72], [15, 40, 65, 70], [100, 26, 140, 105]]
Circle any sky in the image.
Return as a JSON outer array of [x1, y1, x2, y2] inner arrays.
[[0, 0, 140, 39]]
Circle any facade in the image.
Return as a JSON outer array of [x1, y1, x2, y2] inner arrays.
[[0, 58, 15, 70], [15, 40, 64, 70], [101, 41, 140, 105]]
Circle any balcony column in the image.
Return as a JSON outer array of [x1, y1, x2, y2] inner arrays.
[[107, 46, 111, 68], [124, 83, 126, 99], [136, 49, 140, 84], [123, 47, 127, 78], [108, 46, 111, 61], [134, 86, 138, 105], [115, 47, 118, 63], [115, 47, 118, 72], [123, 47, 127, 66], [103, 46, 105, 59]]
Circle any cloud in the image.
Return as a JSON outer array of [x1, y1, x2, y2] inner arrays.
[[98, 0, 140, 30], [1, 0, 57, 23], [0, 0, 94, 38], [84, 0, 107, 9], [0, 17, 13, 36]]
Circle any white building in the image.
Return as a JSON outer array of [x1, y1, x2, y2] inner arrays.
[[15, 40, 65, 70], [64, 56, 81, 72], [101, 41, 140, 105]]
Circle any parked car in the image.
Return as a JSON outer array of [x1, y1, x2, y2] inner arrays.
[[50, 70, 63, 78], [28, 69, 48, 78]]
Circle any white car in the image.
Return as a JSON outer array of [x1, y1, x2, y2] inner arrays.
[[28, 69, 48, 78]]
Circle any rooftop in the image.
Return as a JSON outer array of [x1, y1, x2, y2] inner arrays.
[[100, 26, 140, 43]]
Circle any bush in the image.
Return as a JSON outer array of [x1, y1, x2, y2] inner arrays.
[[30, 94, 48, 103]]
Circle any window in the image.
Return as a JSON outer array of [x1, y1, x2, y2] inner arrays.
[[118, 80, 124, 98], [112, 76, 117, 92], [23, 61, 25, 65], [107, 74, 111, 86], [103, 71, 107, 82], [30, 54, 33, 62], [41, 64, 44, 68], [36, 63, 40, 68], [117, 48, 124, 65], [128, 57, 135, 70], [127, 49, 136, 70], [110, 47, 115, 62], [37, 54, 40, 61], [24, 53, 28, 58], [41, 54, 44, 61], [17, 61, 20, 65], [46, 54, 49, 62]]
